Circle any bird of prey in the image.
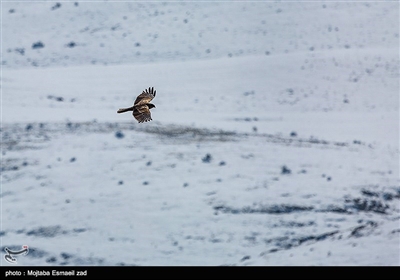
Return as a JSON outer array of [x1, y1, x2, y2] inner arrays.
[[117, 87, 156, 123]]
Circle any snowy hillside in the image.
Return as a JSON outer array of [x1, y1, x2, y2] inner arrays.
[[3, 1, 398, 68], [1, 1, 399, 266]]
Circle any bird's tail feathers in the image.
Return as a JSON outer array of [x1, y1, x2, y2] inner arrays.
[[117, 107, 134, 114]]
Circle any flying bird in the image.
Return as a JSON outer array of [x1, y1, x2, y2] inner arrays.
[[117, 87, 156, 123]]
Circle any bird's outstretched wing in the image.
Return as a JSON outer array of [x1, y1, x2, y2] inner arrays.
[[133, 105, 152, 123], [134, 87, 156, 106]]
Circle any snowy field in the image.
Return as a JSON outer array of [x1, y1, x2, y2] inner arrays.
[[1, 1, 399, 266]]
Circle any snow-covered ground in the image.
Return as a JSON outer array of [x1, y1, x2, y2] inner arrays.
[[1, 1, 399, 266]]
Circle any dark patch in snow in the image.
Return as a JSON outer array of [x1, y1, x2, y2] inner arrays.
[[202, 153, 212, 163], [65, 41, 77, 48], [73, 228, 87, 233], [14, 48, 25, 55], [350, 221, 378, 237], [47, 95, 64, 102], [32, 41, 45, 49], [361, 189, 379, 197], [5, 121, 361, 150], [51, 3, 61, 10], [281, 165, 291, 174], [347, 197, 389, 214], [26, 225, 67, 238], [243, 90, 255, 96], [60, 252, 73, 260], [321, 187, 399, 215], [25, 225, 87, 239], [115, 131, 125, 138], [261, 222, 377, 256], [46, 256, 57, 263], [25, 247, 49, 259], [234, 117, 258, 122], [213, 204, 313, 215]]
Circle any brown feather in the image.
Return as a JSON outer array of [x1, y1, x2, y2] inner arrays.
[[133, 105, 152, 123], [134, 87, 156, 106]]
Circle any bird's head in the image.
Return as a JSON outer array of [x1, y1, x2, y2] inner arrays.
[[148, 103, 156, 109]]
